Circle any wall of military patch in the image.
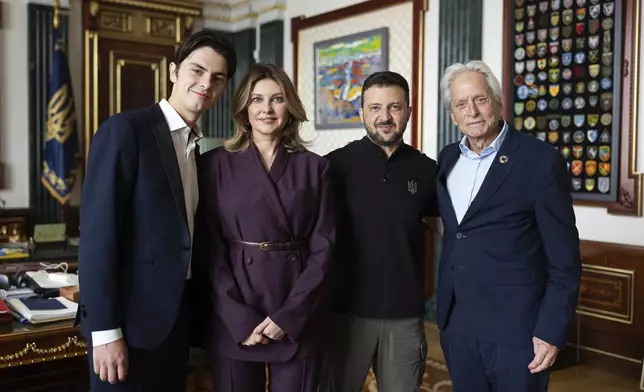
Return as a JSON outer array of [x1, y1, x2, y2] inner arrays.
[[510, 0, 621, 201]]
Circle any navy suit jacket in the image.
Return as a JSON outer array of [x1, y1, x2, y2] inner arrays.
[[78, 104, 199, 349], [436, 126, 581, 349]]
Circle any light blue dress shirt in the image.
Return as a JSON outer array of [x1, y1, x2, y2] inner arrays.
[[447, 122, 508, 224]]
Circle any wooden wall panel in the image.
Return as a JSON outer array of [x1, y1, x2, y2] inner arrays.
[[560, 240, 644, 379]]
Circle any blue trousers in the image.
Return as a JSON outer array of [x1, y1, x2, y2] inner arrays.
[[440, 329, 549, 392]]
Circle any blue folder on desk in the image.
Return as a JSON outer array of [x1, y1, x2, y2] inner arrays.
[[21, 297, 67, 311]]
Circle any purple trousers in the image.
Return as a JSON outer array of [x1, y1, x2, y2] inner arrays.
[[212, 355, 321, 392]]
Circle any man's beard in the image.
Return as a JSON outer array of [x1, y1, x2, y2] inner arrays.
[[365, 122, 404, 147]]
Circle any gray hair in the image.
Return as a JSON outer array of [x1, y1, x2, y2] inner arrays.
[[439, 60, 503, 113]]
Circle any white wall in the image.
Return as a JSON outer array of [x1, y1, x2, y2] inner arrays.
[[0, 0, 31, 208], [284, 0, 441, 159], [0, 0, 80, 208], [483, 0, 644, 246]]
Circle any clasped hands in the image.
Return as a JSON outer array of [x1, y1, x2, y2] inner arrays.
[[241, 317, 285, 346]]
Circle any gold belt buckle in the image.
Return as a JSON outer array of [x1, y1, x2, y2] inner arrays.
[[259, 242, 269, 251]]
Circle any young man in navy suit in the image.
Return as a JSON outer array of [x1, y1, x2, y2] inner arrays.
[[78, 30, 237, 391], [435, 60, 581, 392]]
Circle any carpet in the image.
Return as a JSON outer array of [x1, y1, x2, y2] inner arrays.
[[186, 356, 453, 391]]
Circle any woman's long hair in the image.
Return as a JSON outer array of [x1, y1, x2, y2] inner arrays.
[[223, 63, 310, 152]]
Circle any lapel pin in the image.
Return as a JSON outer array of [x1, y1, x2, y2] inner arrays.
[[499, 155, 509, 164]]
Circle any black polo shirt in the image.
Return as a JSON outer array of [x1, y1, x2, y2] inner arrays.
[[325, 137, 439, 319]]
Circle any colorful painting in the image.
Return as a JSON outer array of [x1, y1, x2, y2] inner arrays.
[[313, 28, 389, 129]]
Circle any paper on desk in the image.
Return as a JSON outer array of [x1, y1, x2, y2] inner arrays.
[[26, 271, 79, 289], [7, 296, 78, 324]]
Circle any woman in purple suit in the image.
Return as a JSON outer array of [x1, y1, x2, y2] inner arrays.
[[199, 63, 335, 391]]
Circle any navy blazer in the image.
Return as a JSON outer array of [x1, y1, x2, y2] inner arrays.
[[436, 126, 581, 349], [78, 104, 197, 349]]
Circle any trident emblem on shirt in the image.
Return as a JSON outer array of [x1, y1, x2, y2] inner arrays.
[[408, 181, 417, 194]]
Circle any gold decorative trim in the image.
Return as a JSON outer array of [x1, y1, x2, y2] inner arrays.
[[101, 0, 201, 16], [567, 342, 642, 364], [414, 0, 427, 150], [202, 4, 286, 23], [576, 263, 635, 324], [632, 0, 643, 215], [0, 336, 87, 368], [109, 51, 167, 114], [99, 30, 180, 46]]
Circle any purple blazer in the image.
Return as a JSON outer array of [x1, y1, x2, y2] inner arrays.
[[198, 143, 336, 362]]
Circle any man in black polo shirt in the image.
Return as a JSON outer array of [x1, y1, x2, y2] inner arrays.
[[319, 71, 442, 392]]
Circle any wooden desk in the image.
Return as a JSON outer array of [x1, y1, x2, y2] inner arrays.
[[0, 320, 89, 391]]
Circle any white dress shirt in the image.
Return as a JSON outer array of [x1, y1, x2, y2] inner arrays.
[[91, 99, 202, 347], [446, 122, 508, 224]]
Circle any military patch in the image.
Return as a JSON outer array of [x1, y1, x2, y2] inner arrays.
[[600, 93, 612, 111], [587, 129, 598, 143], [572, 145, 584, 158], [514, 117, 524, 130], [549, 42, 560, 55], [562, 97, 573, 110], [527, 4, 537, 17], [549, 69, 560, 82], [562, 9, 573, 25], [571, 160, 583, 176], [600, 130, 611, 143], [548, 131, 559, 144], [574, 96, 585, 109], [573, 130, 585, 143], [549, 84, 560, 97], [514, 102, 525, 115], [524, 116, 536, 130], [587, 146, 598, 159], [598, 177, 610, 193], [572, 178, 582, 191], [603, 2, 614, 16], [526, 31, 536, 44], [526, 100, 537, 112], [561, 115, 571, 128], [588, 80, 599, 93], [576, 81, 585, 94], [588, 95, 598, 107], [600, 113, 612, 126], [585, 160, 597, 176], [548, 99, 560, 110], [585, 178, 596, 191], [562, 131, 571, 143], [589, 4, 600, 18], [576, 7, 586, 21], [561, 146, 571, 158], [602, 52, 613, 66], [598, 145, 611, 161], [576, 22, 584, 35], [562, 52, 572, 66], [599, 163, 611, 176], [601, 18, 613, 31], [589, 64, 600, 77], [587, 113, 599, 127], [600, 77, 612, 90]]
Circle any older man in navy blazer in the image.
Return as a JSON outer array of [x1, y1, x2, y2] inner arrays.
[[435, 60, 581, 392]]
